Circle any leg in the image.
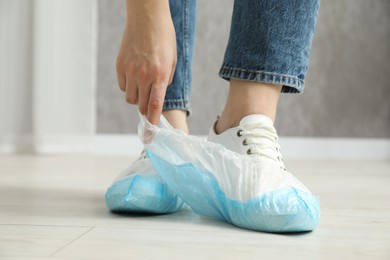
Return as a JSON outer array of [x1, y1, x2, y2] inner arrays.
[[216, 80, 282, 134], [163, 110, 188, 133], [145, 0, 322, 232], [162, 0, 197, 133], [217, 0, 320, 133]]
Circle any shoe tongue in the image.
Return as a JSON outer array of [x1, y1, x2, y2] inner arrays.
[[239, 114, 274, 128]]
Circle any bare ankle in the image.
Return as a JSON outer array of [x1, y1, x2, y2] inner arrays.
[[216, 79, 282, 134], [215, 111, 241, 134], [162, 110, 189, 134]]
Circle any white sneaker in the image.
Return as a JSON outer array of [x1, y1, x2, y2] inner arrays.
[[105, 149, 186, 214], [111, 150, 153, 183], [208, 114, 286, 171], [141, 113, 320, 232]]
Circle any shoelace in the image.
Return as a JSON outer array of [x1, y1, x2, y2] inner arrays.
[[138, 149, 147, 160], [238, 122, 286, 171]]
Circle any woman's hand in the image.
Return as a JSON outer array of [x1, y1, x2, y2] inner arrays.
[[116, 0, 176, 125]]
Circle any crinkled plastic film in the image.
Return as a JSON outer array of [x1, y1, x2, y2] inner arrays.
[[139, 114, 320, 232], [105, 151, 186, 214]]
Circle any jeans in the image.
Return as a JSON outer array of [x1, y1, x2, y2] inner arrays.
[[165, 0, 320, 114]]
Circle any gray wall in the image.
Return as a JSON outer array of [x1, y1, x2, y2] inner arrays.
[[97, 0, 390, 138]]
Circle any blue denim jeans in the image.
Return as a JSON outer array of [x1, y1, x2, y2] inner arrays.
[[165, 0, 320, 114]]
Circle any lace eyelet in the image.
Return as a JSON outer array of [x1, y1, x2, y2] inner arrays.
[[236, 130, 242, 137], [242, 139, 248, 146], [246, 149, 252, 155]]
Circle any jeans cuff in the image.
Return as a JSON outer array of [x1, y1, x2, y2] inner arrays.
[[219, 66, 304, 93], [163, 99, 192, 116]]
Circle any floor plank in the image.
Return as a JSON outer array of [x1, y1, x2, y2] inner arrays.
[[0, 155, 389, 259], [0, 225, 92, 258]]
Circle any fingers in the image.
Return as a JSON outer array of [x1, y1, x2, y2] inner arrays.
[[137, 65, 168, 124], [125, 76, 138, 105], [138, 86, 151, 115], [168, 59, 177, 85], [147, 82, 167, 125], [117, 56, 170, 124], [136, 68, 152, 115], [116, 58, 126, 92], [124, 66, 168, 125]]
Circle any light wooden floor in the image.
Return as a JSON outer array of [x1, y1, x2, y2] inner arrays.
[[0, 155, 389, 260]]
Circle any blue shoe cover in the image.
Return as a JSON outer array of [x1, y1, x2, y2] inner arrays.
[[105, 155, 186, 214], [139, 114, 320, 232]]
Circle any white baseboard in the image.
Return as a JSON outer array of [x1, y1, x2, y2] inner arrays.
[[95, 134, 390, 160]]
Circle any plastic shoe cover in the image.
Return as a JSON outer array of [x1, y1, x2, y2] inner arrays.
[[139, 114, 320, 232], [105, 153, 186, 214]]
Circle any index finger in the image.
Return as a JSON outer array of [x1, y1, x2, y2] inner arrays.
[[146, 83, 167, 125]]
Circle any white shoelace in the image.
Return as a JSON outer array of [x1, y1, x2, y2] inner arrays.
[[138, 149, 147, 160], [238, 122, 286, 170]]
